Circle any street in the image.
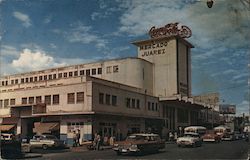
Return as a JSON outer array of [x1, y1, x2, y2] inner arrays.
[[32, 140, 249, 160]]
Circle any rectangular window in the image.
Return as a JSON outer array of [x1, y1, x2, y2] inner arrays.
[[0, 100, 2, 108], [69, 72, 73, 77], [74, 71, 78, 76], [26, 78, 29, 83], [67, 93, 75, 104], [155, 103, 158, 111], [99, 93, 104, 104], [132, 99, 135, 108], [86, 69, 90, 76], [30, 77, 33, 82], [15, 79, 19, 84], [136, 99, 140, 109], [80, 70, 84, 75], [10, 99, 15, 105], [36, 96, 42, 103], [34, 77, 37, 82], [105, 94, 110, 105], [21, 78, 24, 83], [152, 102, 155, 111], [1, 81, 4, 86], [4, 99, 9, 108], [126, 98, 131, 108], [106, 66, 112, 73], [53, 74, 57, 79], [11, 80, 14, 85], [113, 65, 119, 73], [112, 95, 117, 106], [5, 81, 8, 86], [39, 76, 43, 81], [44, 75, 47, 80], [64, 72, 67, 78], [45, 95, 51, 105], [77, 92, 84, 103], [22, 97, 27, 104], [58, 73, 62, 78], [49, 74, 52, 80], [92, 69, 96, 75], [53, 94, 59, 105], [98, 68, 102, 74], [148, 102, 151, 110], [29, 97, 34, 104]]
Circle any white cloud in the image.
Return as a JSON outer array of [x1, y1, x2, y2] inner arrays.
[[13, 11, 31, 27], [1, 45, 19, 57]]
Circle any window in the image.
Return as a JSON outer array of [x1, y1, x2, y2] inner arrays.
[[77, 92, 84, 103], [36, 96, 42, 103], [34, 77, 37, 82], [49, 74, 52, 80], [132, 99, 135, 108], [53, 95, 59, 105], [99, 93, 104, 104], [106, 66, 112, 73], [26, 78, 29, 83], [126, 98, 131, 108], [29, 97, 34, 104], [53, 74, 57, 79], [22, 97, 27, 104], [45, 95, 51, 105], [15, 79, 18, 84], [64, 72, 67, 78], [5, 81, 8, 86], [39, 76, 43, 81], [86, 69, 90, 76], [137, 99, 140, 109], [105, 94, 110, 105], [67, 93, 75, 104], [4, 99, 9, 108], [2, 81, 5, 86], [74, 71, 78, 76], [152, 102, 155, 111], [113, 65, 119, 73], [10, 99, 15, 105], [58, 73, 62, 78], [112, 95, 117, 106], [98, 68, 102, 74], [155, 103, 158, 111], [148, 102, 151, 110], [80, 70, 84, 75], [11, 80, 14, 85], [92, 69, 96, 75], [30, 77, 33, 82], [69, 72, 73, 77], [44, 75, 47, 80], [21, 78, 24, 83], [0, 100, 2, 108]]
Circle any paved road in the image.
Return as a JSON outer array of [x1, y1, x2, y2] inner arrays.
[[33, 140, 249, 160]]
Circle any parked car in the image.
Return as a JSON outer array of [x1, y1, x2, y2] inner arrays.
[[29, 134, 65, 150], [1, 133, 14, 141], [234, 131, 243, 140], [112, 133, 165, 155], [222, 132, 235, 141], [202, 130, 221, 143], [176, 133, 202, 147]]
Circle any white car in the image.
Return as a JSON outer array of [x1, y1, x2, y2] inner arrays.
[[1, 133, 13, 140], [29, 134, 65, 150], [176, 133, 202, 147]]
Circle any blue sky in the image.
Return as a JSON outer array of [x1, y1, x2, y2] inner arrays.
[[0, 0, 249, 116]]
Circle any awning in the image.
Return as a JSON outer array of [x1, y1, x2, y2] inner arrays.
[[0, 124, 15, 131], [33, 122, 59, 134]]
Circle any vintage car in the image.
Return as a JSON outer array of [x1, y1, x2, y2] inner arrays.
[[1, 133, 14, 140], [202, 130, 221, 142], [176, 133, 202, 147], [29, 134, 65, 150], [112, 133, 165, 155]]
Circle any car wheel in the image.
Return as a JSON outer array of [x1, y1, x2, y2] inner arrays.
[[42, 144, 48, 150]]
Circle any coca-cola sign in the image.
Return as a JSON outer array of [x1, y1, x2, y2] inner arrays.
[[149, 22, 192, 39]]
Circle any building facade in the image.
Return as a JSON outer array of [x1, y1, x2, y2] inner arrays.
[[0, 23, 209, 144]]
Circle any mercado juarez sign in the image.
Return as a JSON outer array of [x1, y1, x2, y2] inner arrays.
[[148, 22, 192, 39]]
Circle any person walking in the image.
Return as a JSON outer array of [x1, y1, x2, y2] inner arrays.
[[96, 134, 101, 150], [76, 129, 80, 146], [73, 130, 77, 147]]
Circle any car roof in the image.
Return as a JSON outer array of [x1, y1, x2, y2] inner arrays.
[[130, 133, 159, 136], [184, 132, 199, 135]]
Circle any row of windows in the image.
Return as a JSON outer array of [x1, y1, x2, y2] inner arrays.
[[99, 93, 117, 106], [1, 65, 120, 86], [126, 98, 140, 109], [148, 102, 158, 111], [0, 92, 84, 108]]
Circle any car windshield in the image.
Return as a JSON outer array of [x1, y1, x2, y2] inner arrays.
[[184, 134, 199, 138], [126, 135, 145, 141], [44, 135, 57, 140]]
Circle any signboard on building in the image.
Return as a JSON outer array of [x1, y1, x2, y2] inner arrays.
[[193, 93, 220, 105], [219, 104, 236, 114]]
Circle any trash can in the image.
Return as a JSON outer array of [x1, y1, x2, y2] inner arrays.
[[1, 140, 23, 159]]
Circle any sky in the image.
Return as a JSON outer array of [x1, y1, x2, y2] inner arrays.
[[0, 0, 249, 116]]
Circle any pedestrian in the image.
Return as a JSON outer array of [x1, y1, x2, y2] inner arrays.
[[76, 129, 80, 146], [93, 133, 98, 150], [96, 134, 101, 150], [169, 132, 174, 141], [109, 136, 114, 146], [73, 130, 77, 147]]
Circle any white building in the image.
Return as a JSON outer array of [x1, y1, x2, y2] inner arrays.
[[0, 23, 205, 144]]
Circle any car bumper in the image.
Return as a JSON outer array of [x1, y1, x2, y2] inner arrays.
[[203, 139, 216, 142], [113, 147, 140, 154]]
